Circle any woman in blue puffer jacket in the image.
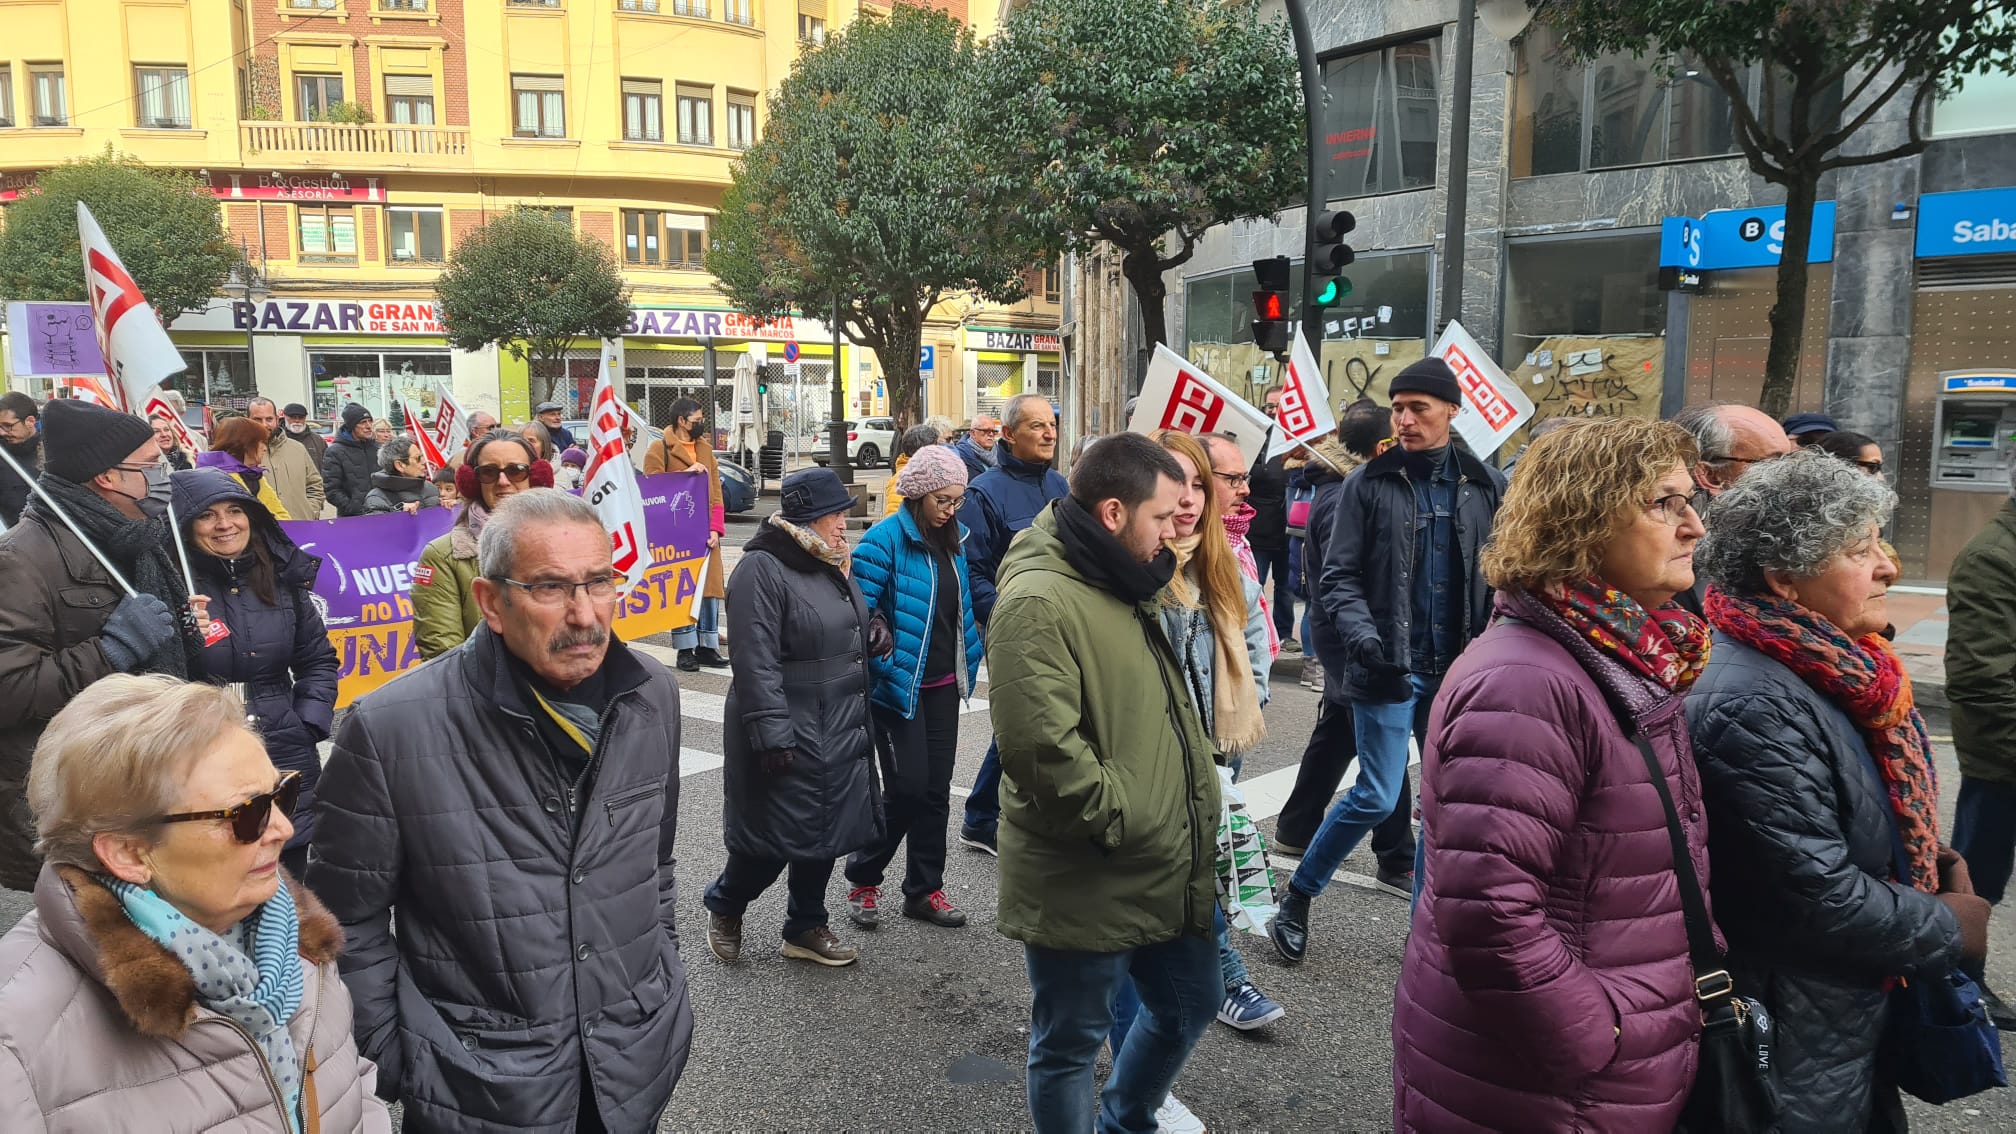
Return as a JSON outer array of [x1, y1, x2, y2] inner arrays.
[[842, 445, 984, 930]]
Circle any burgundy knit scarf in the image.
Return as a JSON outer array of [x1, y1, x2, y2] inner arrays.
[[1705, 587, 1939, 891]]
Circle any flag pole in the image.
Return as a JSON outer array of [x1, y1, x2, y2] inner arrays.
[[164, 497, 197, 597], [0, 444, 139, 597]]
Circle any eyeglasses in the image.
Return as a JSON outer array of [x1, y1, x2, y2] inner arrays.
[[927, 491, 966, 508], [1853, 459, 1884, 475], [1212, 470, 1250, 489], [1708, 452, 1785, 468], [1645, 493, 1698, 525], [970, 428, 1001, 437], [494, 573, 625, 606], [474, 463, 532, 484], [115, 459, 169, 476], [158, 771, 302, 844], [1260, 405, 1279, 418]]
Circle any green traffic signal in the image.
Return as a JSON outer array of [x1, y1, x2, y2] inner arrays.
[[1314, 276, 1352, 306]]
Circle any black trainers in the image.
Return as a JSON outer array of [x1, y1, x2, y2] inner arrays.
[[1982, 981, 2016, 1032], [781, 926, 859, 966], [676, 649, 700, 673], [693, 647, 730, 668], [902, 890, 968, 927], [1373, 866, 1415, 900], [959, 825, 998, 857], [1270, 888, 1310, 963], [707, 912, 742, 962]]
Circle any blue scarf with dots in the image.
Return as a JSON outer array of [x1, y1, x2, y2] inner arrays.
[[103, 876, 306, 1131]]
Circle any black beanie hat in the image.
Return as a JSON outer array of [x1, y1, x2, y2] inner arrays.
[[341, 402, 373, 431], [1388, 358, 1463, 407], [42, 399, 159, 484]]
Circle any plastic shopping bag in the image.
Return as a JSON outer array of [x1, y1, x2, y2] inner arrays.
[[1215, 764, 1280, 935]]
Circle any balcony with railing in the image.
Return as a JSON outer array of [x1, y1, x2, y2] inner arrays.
[[240, 120, 471, 168]]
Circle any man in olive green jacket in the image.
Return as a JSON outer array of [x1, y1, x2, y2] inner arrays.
[[987, 432, 1221, 1134], [1949, 494, 2016, 907]]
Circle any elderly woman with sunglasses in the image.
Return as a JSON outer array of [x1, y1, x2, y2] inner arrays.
[[412, 430, 553, 659], [0, 675, 391, 1132]]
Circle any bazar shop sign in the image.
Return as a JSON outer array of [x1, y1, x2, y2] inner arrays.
[[968, 328, 1063, 353], [1659, 202, 1837, 271], [173, 298, 444, 335], [1918, 188, 2016, 257], [626, 307, 804, 342]]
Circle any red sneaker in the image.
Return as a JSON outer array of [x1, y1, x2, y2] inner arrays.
[[846, 884, 880, 928], [902, 890, 968, 928]]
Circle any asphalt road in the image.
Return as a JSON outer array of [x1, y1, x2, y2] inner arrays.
[[3, 618, 2013, 1130]]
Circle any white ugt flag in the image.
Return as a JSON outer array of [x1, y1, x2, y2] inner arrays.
[[583, 342, 655, 595], [1127, 344, 1274, 468], [1269, 327, 1338, 458], [78, 202, 186, 412]]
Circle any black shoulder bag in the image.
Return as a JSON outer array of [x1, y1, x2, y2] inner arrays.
[[1625, 727, 1783, 1133]]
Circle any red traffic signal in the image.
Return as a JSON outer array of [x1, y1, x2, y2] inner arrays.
[[1252, 290, 1285, 321]]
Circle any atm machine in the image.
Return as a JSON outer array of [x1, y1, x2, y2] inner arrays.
[[1931, 370, 2016, 491]]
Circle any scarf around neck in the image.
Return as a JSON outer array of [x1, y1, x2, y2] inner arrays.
[[33, 474, 195, 678], [1217, 502, 1280, 658], [1164, 536, 1265, 754], [1053, 496, 1175, 605], [1538, 576, 1711, 694], [103, 875, 306, 1129], [768, 512, 851, 574], [1705, 587, 1939, 891]]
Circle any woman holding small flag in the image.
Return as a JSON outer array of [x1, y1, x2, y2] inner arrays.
[[172, 468, 338, 877]]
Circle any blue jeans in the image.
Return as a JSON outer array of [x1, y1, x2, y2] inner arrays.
[[1025, 934, 1219, 1134], [671, 595, 721, 650], [1290, 673, 1441, 898], [1955, 775, 2016, 905], [964, 739, 1001, 834]]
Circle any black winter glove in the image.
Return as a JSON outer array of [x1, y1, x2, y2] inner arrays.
[[866, 614, 896, 660], [759, 748, 799, 776], [99, 593, 177, 673]]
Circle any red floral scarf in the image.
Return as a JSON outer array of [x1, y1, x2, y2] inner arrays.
[[1540, 576, 1712, 694], [1704, 587, 1939, 892]]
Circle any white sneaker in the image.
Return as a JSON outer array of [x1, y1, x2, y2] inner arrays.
[[1154, 1093, 1206, 1134]]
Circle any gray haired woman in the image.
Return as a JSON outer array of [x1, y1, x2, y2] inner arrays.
[[1686, 449, 1987, 1132], [0, 675, 390, 1132]]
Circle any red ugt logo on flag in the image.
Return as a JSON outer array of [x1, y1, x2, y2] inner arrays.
[[85, 249, 146, 392], [1159, 373, 1226, 434]]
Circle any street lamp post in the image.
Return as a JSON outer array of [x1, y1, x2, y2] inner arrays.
[[220, 246, 269, 404]]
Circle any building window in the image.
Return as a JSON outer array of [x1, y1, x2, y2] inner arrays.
[[1184, 250, 1431, 346], [673, 0, 708, 15], [1934, 66, 2016, 138], [134, 67, 192, 129], [676, 84, 712, 146], [799, 14, 826, 45], [726, 92, 755, 150], [1042, 262, 1061, 303], [1322, 39, 1440, 199], [623, 78, 663, 142], [384, 75, 435, 124], [288, 0, 339, 8], [0, 67, 13, 128], [524, 206, 573, 228], [29, 64, 66, 127], [723, 0, 753, 26], [388, 206, 446, 262], [296, 73, 344, 120], [622, 210, 708, 267], [298, 205, 358, 263], [507, 0, 562, 7], [1501, 232, 1664, 365], [512, 74, 566, 138], [619, 0, 660, 9], [379, 0, 430, 10]]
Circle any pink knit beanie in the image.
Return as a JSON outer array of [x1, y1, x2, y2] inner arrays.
[[894, 443, 968, 498]]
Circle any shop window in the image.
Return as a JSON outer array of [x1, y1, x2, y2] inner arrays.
[[512, 74, 567, 138], [389, 206, 445, 262], [1321, 39, 1441, 199], [1501, 232, 1665, 366], [623, 78, 663, 142], [726, 92, 756, 150], [310, 350, 452, 422], [298, 204, 358, 263], [676, 84, 712, 146], [134, 66, 191, 129], [623, 210, 708, 267], [29, 64, 66, 127], [1934, 67, 2016, 138], [166, 350, 253, 411], [296, 73, 344, 121], [0, 67, 13, 128]]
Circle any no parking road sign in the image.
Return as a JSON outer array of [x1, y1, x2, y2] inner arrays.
[[782, 341, 800, 364]]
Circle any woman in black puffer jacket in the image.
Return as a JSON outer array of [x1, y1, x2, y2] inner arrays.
[[171, 468, 340, 876]]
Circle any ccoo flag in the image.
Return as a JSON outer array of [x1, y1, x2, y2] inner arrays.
[[77, 202, 187, 412], [584, 340, 655, 595], [1269, 327, 1338, 458], [430, 382, 472, 459], [1127, 343, 1274, 468]]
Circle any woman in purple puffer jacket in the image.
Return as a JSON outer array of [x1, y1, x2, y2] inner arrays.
[[1392, 418, 1715, 1131]]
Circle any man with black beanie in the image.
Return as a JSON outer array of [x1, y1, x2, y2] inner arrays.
[[0, 392, 41, 528], [323, 402, 380, 517], [0, 398, 199, 889], [1272, 357, 1506, 963]]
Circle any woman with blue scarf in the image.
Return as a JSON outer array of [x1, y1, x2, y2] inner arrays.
[[0, 675, 390, 1132]]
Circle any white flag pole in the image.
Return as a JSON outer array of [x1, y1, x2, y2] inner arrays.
[[163, 497, 197, 597], [0, 444, 138, 597]]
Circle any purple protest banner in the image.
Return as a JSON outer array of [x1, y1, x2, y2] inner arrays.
[[282, 471, 711, 707], [5, 302, 108, 378]]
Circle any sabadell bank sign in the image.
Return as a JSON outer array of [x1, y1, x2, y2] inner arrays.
[[173, 300, 823, 340], [1918, 187, 2016, 258]]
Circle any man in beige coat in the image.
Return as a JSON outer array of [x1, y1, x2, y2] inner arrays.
[[250, 398, 326, 520]]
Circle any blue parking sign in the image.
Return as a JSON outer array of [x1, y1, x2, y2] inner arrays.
[[920, 345, 936, 372]]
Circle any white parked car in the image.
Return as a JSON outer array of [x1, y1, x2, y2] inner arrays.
[[811, 417, 897, 468]]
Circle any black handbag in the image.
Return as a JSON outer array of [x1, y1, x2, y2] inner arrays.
[[1626, 729, 1783, 1133]]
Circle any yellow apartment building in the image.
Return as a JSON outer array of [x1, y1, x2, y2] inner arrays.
[[0, 0, 1059, 434]]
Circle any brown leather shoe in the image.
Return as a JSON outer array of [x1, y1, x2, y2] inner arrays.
[[707, 912, 742, 962], [781, 925, 859, 967]]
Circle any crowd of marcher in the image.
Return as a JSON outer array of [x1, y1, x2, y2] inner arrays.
[[0, 372, 2008, 1134]]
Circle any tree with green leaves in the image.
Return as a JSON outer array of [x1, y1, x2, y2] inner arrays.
[[0, 148, 234, 325], [971, 0, 1304, 352], [708, 5, 1033, 427], [1536, 0, 2016, 417], [434, 207, 631, 404]]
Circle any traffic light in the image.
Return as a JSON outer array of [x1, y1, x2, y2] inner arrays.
[[757, 379, 769, 396], [1250, 255, 1291, 356], [1310, 210, 1357, 313]]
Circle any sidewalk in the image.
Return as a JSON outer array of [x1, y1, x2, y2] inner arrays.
[[1889, 588, 1951, 709]]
